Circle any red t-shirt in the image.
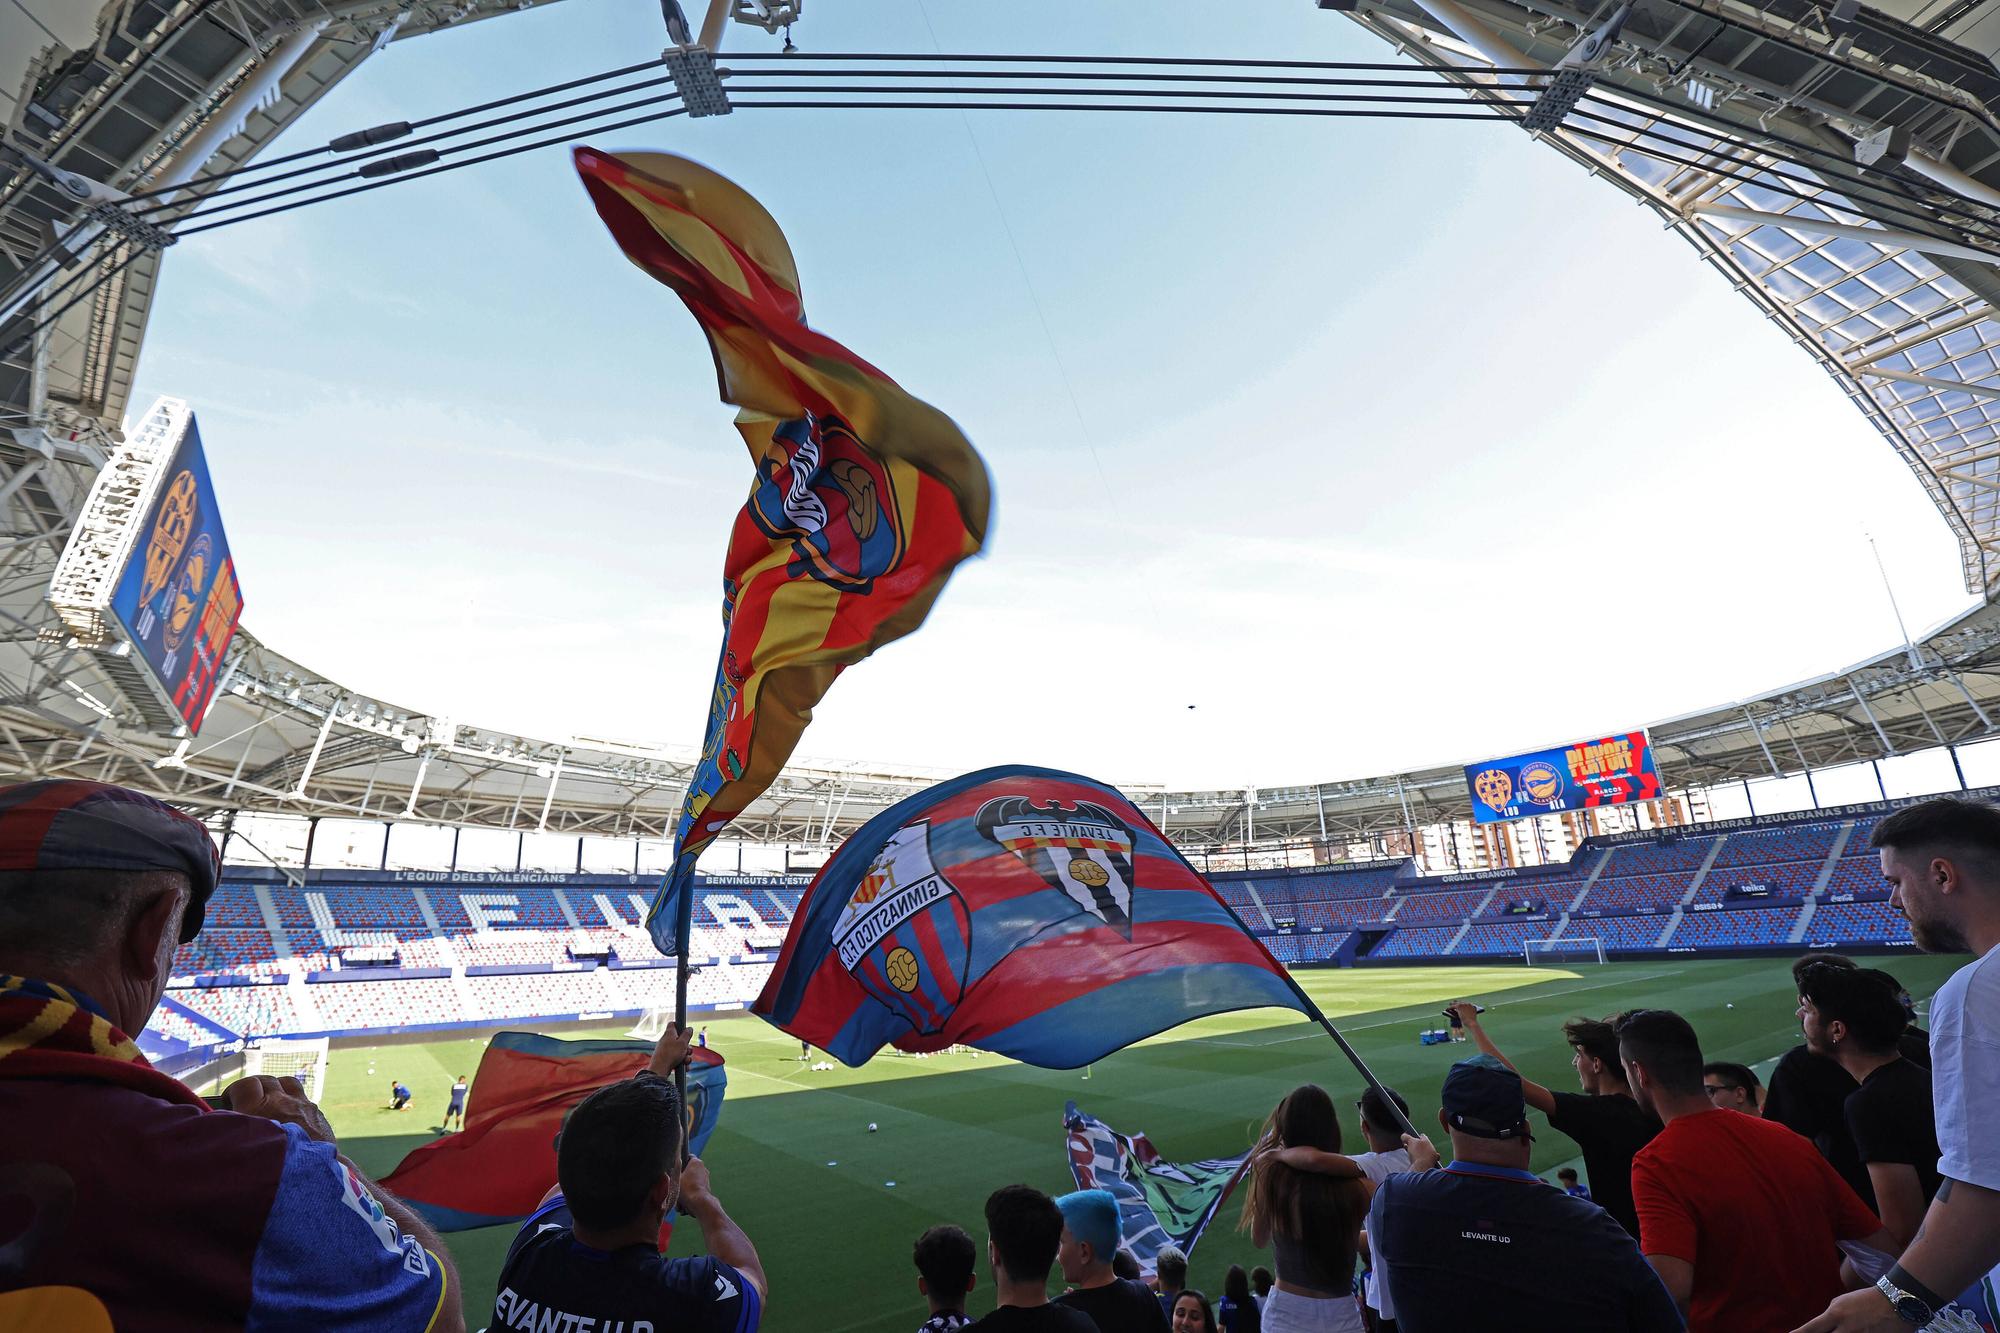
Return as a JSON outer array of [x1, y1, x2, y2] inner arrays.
[[1631, 1108, 1881, 1333]]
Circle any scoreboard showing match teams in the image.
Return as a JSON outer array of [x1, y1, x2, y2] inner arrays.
[[49, 397, 244, 735], [1464, 730, 1662, 824]]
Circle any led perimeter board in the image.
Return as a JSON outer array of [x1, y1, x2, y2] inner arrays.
[[1465, 731, 1662, 824]]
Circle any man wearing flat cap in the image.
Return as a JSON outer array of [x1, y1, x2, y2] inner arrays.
[[0, 779, 463, 1331], [1366, 1054, 1684, 1332]]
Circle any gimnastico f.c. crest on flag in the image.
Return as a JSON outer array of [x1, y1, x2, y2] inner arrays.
[[572, 148, 992, 956], [752, 765, 1315, 1068]]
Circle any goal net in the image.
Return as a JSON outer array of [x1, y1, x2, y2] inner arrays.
[[629, 1007, 676, 1041], [1524, 937, 1608, 966], [244, 1037, 330, 1097]]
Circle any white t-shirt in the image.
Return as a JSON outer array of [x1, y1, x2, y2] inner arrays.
[[1930, 940, 2000, 1311], [1353, 1148, 1414, 1317]]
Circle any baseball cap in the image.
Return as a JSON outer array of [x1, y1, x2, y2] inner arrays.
[[1441, 1053, 1534, 1140], [1053, 1188, 1121, 1259], [0, 780, 221, 942]]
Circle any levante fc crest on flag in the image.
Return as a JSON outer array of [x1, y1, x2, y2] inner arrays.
[[572, 148, 991, 956], [976, 795, 1136, 936], [754, 766, 1312, 1069]]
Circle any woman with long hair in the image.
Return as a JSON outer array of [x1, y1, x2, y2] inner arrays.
[[1238, 1085, 1370, 1332], [1219, 1264, 1262, 1333], [1171, 1289, 1220, 1333]]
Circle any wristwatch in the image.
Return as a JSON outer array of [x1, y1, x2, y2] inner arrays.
[[1877, 1275, 1937, 1327]]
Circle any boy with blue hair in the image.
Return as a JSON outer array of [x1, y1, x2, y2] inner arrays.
[[1053, 1188, 1169, 1332]]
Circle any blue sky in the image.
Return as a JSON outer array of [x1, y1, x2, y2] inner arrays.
[[131, 0, 1977, 790]]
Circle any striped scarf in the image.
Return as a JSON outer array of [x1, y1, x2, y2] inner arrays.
[[0, 974, 207, 1109]]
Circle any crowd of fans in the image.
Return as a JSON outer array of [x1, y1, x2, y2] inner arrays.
[[3, 778, 1999, 1333]]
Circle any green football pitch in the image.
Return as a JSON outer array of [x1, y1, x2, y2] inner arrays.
[[312, 956, 1963, 1333]]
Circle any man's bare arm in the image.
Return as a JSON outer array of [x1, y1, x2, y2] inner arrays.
[[1793, 1178, 2000, 1332], [1449, 1002, 1557, 1115], [1645, 1254, 1694, 1316], [679, 1156, 767, 1307]]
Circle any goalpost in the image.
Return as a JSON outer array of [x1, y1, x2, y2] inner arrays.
[[1524, 937, 1608, 966], [244, 1037, 331, 1097]]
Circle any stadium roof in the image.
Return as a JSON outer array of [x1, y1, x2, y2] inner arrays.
[[1333, 0, 2000, 594], [8, 0, 2000, 854], [1, 592, 1996, 854]]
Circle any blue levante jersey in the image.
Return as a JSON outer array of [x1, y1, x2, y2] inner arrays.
[[492, 1194, 761, 1333]]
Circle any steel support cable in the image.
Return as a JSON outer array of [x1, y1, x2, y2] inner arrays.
[[113, 55, 1546, 209], [25, 78, 1989, 362], [125, 70, 684, 220], [1568, 93, 2000, 238], [1562, 97, 2000, 249], [141, 70, 1517, 225], [164, 81, 1542, 232], [726, 97, 1521, 122], [0, 101, 687, 363], [0, 247, 146, 366], [113, 56, 673, 207], [5, 81, 677, 328], [719, 61, 2000, 239], [690, 82, 1513, 106], [0, 56, 673, 312], [173, 99, 1526, 240], [715, 52, 1556, 72], [1, 53, 1550, 306], [1555, 116, 2000, 263], [1574, 77, 2000, 232], [157, 87, 687, 230], [1561, 101, 2000, 256]]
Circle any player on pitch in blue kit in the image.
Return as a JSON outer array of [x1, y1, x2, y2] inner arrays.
[[443, 1074, 468, 1132]]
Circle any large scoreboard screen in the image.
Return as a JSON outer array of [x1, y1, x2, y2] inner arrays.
[[1465, 731, 1662, 824], [104, 411, 243, 731]]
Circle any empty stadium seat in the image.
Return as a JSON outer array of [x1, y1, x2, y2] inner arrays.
[[1390, 889, 1489, 922], [1708, 824, 1842, 867], [1452, 920, 1560, 956], [1666, 905, 1803, 949], [1807, 899, 1911, 946], [1561, 913, 1670, 951], [1574, 872, 1686, 915], [1371, 925, 1462, 958]]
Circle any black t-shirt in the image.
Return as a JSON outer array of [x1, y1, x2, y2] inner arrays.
[[1899, 1027, 1932, 1071], [1845, 1057, 1943, 1206], [493, 1195, 762, 1333], [1057, 1278, 1170, 1333], [967, 1304, 1100, 1332], [1367, 1162, 1682, 1332], [1764, 1043, 1874, 1207], [1545, 1090, 1661, 1239]]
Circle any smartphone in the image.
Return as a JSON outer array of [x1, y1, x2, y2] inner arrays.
[[1443, 1004, 1486, 1028]]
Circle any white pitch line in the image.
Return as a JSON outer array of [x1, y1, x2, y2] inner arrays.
[[1195, 968, 1683, 1048]]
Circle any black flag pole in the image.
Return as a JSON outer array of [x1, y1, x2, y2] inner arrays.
[[1205, 892, 1425, 1143]]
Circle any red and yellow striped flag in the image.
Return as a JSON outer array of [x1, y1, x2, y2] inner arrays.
[[573, 148, 992, 954]]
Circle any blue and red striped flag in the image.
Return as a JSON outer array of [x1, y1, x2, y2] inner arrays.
[[752, 766, 1313, 1068], [380, 1033, 725, 1237]]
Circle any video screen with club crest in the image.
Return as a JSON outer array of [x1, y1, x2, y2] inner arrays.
[[1464, 731, 1662, 823]]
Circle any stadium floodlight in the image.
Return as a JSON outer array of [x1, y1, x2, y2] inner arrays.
[[1521, 0, 1633, 133], [660, 0, 733, 117]]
